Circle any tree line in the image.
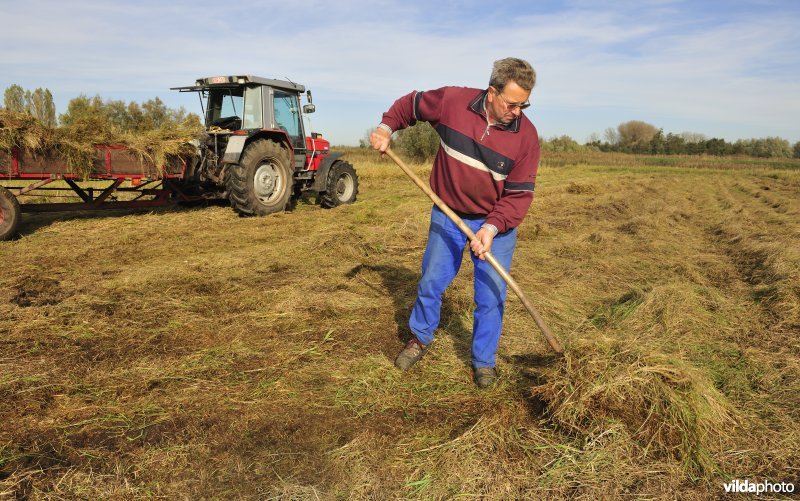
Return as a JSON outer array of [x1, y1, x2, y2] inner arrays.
[[361, 120, 800, 161], [581, 120, 799, 158], [3, 84, 199, 133]]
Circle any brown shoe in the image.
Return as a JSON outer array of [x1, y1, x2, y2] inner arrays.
[[395, 337, 428, 370], [473, 367, 497, 389]]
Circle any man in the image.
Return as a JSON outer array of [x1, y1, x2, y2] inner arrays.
[[370, 57, 539, 389]]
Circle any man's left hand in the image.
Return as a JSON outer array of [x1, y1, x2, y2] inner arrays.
[[470, 228, 495, 260]]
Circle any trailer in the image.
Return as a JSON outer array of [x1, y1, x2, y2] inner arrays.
[[0, 145, 199, 240]]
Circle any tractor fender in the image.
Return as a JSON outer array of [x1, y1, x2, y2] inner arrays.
[[312, 152, 345, 192], [223, 131, 293, 164], [222, 136, 248, 164]]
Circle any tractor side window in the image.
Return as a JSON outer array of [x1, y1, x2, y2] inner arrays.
[[273, 90, 303, 148], [242, 86, 263, 129]]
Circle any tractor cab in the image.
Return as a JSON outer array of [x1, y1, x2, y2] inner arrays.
[[173, 75, 320, 154]]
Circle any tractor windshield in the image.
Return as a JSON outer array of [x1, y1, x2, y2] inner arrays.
[[206, 88, 243, 129], [205, 86, 264, 131]]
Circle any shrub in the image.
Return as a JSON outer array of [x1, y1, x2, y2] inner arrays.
[[394, 121, 440, 163]]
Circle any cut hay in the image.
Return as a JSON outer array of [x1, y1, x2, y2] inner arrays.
[[566, 181, 597, 194], [120, 118, 206, 172], [0, 110, 204, 178], [0, 110, 51, 152], [532, 335, 736, 474]]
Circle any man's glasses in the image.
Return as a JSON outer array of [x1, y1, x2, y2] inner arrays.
[[493, 87, 530, 110]]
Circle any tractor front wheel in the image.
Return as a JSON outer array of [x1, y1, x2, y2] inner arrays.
[[226, 139, 293, 216], [320, 161, 359, 208], [0, 186, 21, 241]]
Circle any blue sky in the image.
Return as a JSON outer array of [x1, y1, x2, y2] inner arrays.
[[2, 0, 798, 146]]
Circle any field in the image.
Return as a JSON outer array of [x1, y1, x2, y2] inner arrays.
[[1, 149, 799, 498]]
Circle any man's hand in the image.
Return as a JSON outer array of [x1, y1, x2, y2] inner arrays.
[[370, 127, 391, 153], [470, 227, 495, 261]]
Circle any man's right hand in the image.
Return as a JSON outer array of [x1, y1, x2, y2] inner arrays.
[[370, 127, 391, 153]]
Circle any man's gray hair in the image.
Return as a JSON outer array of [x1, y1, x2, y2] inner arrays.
[[489, 58, 536, 91]]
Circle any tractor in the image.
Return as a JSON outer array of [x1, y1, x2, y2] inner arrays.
[[172, 75, 358, 215]]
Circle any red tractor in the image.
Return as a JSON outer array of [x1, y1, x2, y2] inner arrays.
[[173, 75, 359, 215]]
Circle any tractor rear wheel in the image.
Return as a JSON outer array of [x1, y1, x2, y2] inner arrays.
[[320, 161, 359, 208], [226, 139, 293, 216], [0, 186, 21, 241]]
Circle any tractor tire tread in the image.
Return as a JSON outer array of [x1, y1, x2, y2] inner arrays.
[[225, 139, 293, 216], [0, 186, 22, 241], [320, 161, 359, 208]]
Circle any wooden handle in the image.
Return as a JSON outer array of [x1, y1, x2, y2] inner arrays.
[[384, 148, 563, 354]]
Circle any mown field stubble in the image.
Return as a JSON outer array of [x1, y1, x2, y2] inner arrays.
[[1, 149, 798, 498]]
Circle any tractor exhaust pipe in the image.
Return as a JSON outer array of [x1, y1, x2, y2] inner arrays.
[[384, 148, 564, 355]]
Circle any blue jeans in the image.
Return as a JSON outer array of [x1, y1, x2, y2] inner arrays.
[[409, 205, 517, 368]]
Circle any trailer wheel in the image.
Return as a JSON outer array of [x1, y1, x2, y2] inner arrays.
[[0, 186, 21, 241], [320, 161, 359, 208], [226, 139, 293, 216]]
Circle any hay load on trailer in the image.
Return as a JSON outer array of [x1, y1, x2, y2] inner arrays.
[[0, 110, 204, 240]]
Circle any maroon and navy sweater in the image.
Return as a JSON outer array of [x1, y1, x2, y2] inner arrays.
[[380, 86, 539, 234]]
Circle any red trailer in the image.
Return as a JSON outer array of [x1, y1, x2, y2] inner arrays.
[[0, 145, 196, 240]]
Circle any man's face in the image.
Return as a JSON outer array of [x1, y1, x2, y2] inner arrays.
[[486, 81, 531, 125]]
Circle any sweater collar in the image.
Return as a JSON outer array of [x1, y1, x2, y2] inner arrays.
[[469, 90, 521, 133]]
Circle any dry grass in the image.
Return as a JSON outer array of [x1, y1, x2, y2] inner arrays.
[[1, 148, 799, 498], [0, 112, 50, 152], [532, 336, 735, 474], [0, 110, 202, 178]]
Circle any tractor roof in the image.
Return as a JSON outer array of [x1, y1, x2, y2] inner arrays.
[[171, 75, 305, 93]]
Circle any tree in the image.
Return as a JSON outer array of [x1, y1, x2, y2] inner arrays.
[[358, 128, 375, 148], [757, 137, 792, 158], [126, 102, 145, 132], [794, 141, 800, 159], [3, 84, 26, 112], [733, 137, 792, 158], [603, 127, 619, 146], [648, 129, 666, 154], [617, 120, 659, 153], [24, 90, 33, 115], [141, 97, 169, 129], [4, 85, 56, 126], [103, 99, 129, 131], [28, 88, 56, 127], [679, 131, 707, 144], [57, 94, 196, 132], [543, 135, 581, 153], [58, 94, 106, 127], [664, 132, 686, 155], [169, 106, 193, 126], [704, 138, 730, 156]]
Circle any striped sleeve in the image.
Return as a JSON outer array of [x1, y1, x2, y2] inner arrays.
[[381, 87, 447, 132]]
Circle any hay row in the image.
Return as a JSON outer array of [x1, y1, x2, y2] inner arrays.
[[532, 335, 736, 474]]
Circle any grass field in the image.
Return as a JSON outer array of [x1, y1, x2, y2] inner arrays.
[[1, 149, 799, 498]]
